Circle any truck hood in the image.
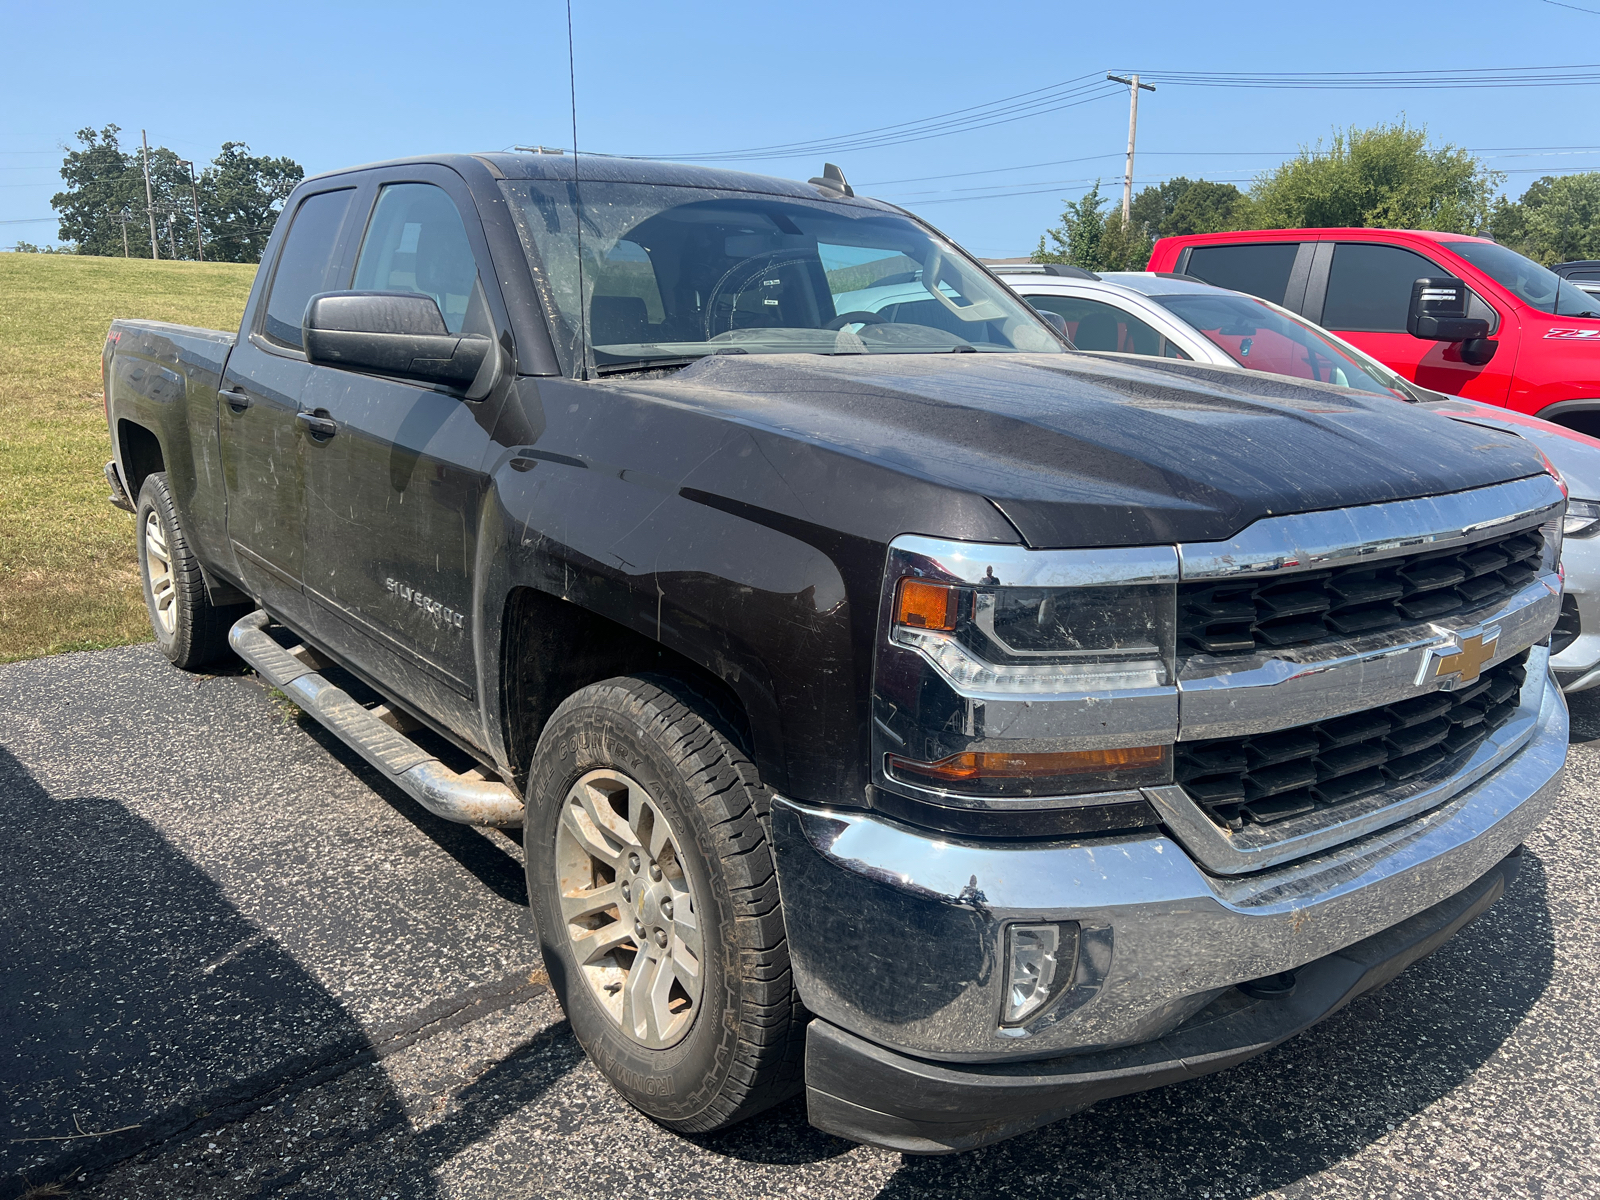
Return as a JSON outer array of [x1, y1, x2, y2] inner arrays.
[[622, 352, 1544, 547]]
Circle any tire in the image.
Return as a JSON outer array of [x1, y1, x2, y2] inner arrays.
[[525, 674, 806, 1132], [136, 472, 246, 670]]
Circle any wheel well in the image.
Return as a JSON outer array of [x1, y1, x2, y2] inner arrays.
[[500, 587, 752, 789], [118, 421, 165, 498]]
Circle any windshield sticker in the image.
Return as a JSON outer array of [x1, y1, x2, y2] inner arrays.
[[1545, 328, 1600, 340]]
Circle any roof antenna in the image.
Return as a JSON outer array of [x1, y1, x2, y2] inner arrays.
[[809, 163, 854, 197], [566, 0, 589, 379]]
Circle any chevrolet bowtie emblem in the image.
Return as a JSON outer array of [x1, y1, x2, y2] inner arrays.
[[1418, 627, 1501, 689]]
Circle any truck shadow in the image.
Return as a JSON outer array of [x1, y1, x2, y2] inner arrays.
[[282, 701, 530, 908], [869, 848, 1557, 1197], [0, 743, 571, 1199]]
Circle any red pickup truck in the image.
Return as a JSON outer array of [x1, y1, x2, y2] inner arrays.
[[1149, 228, 1600, 436]]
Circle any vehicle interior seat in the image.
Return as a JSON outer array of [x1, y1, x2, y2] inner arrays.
[[413, 220, 481, 335], [1072, 310, 1121, 351]]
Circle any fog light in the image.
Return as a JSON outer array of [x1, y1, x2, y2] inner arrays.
[[1002, 923, 1077, 1025]]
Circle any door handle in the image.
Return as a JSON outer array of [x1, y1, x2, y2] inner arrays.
[[296, 411, 338, 439], [220, 388, 251, 413]]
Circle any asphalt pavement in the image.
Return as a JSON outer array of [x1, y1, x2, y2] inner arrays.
[[3, 644, 1597, 1199]]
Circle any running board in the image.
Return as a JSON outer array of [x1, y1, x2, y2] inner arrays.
[[229, 610, 524, 828]]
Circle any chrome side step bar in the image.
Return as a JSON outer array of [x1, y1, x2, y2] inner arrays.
[[229, 610, 524, 828]]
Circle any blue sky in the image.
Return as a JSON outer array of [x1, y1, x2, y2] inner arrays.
[[5, 0, 1600, 257]]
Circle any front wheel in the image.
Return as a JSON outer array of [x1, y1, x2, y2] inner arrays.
[[136, 472, 245, 670], [525, 675, 805, 1131]]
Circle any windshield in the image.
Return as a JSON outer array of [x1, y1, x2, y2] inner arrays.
[[1442, 239, 1600, 317], [1150, 292, 1406, 398], [500, 180, 1061, 374]]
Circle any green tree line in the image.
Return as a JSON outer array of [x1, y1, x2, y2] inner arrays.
[[38, 124, 303, 263], [1036, 119, 1600, 271]]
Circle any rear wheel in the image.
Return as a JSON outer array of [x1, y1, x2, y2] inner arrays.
[[136, 472, 246, 670], [525, 675, 805, 1131]]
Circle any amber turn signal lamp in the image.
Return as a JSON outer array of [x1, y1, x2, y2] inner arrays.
[[888, 745, 1166, 784], [895, 578, 960, 631]]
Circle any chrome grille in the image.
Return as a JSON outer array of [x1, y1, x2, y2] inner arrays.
[[1175, 651, 1528, 831], [1177, 529, 1543, 656]]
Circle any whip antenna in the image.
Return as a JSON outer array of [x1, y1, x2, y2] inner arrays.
[[567, 0, 589, 379]]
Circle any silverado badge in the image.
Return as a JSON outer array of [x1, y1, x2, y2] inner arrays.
[[1417, 626, 1500, 689]]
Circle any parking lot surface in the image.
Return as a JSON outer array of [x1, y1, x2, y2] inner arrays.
[[3, 644, 1598, 1199]]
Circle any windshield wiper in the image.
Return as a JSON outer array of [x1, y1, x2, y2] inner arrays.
[[593, 356, 701, 377]]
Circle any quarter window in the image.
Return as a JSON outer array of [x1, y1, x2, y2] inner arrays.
[[353, 184, 484, 335], [261, 189, 355, 349], [1182, 243, 1299, 305]]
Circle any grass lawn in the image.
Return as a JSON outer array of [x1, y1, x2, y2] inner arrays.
[[0, 254, 255, 662]]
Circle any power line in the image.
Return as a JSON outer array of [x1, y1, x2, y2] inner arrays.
[[637, 76, 1123, 161], [1538, 0, 1600, 15], [1132, 64, 1600, 89]]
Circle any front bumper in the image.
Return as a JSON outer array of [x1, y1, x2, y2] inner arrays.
[[803, 851, 1521, 1154], [773, 665, 1566, 1147]]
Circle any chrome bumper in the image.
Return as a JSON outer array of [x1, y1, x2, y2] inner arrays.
[[773, 664, 1566, 1063]]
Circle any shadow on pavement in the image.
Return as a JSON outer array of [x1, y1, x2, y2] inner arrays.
[[0, 740, 570, 1199], [867, 850, 1556, 1198], [0, 742, 424, 1198], [1565, 685, 1600, 744], [283, 701, 529, 909]]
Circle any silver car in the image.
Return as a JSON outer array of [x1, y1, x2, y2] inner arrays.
[[994, 266, 1600, 692]]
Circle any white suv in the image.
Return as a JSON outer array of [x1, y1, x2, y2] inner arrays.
[[994, 265, 1600, 693]]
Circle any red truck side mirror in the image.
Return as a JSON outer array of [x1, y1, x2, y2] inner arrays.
[[1407, 277, 1496, 366]]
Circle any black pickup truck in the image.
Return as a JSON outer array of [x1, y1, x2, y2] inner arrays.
[[102, 152, 1570, 1154]]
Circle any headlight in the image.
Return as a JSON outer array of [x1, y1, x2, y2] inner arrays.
[[873, 539, 1180, 824], [890, 578, 1172, 694], [1564, 499, 1600, 539]]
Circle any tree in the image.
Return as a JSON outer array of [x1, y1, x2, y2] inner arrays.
[[50, 125, 149, 257], [200, 143, 303, 263], [1130, 177, 1249, 238], [1248, 119, 1500, 233], [1492, 173, 1600, 265], [1035, 181, 1151, 271], [49, 127, 302, 262]]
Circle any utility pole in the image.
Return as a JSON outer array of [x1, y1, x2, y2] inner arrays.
[[180, 159, 204, 261], [1106, 74, 1156, 222], [166, 212, 179, 261], [141, 129, 159, 260], [119, 209, 129, 257]]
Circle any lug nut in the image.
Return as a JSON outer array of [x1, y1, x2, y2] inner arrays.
[[628, 853, 641, 874], [649, 862, 663, 881], [654, 928, 668, 947], [661, 899, 674, 919], [634, 921, 646, 940], [620, 881, 631, 901]]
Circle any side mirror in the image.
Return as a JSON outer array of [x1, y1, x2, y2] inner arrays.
[[1407, 277, 1490, 343], [303, 292, 494, 391]]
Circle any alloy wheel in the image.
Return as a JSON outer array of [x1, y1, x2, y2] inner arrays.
[[554, 768, 704, 1049]]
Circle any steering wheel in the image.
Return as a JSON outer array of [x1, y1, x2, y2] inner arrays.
[[825, 311, 889, 331]]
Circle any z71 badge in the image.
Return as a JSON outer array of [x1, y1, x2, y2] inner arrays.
[[1544, 328, 1600, 341], [385, 578, 465, 629]]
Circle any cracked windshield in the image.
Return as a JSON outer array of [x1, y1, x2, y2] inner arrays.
[[502, 179, 1061, 373]]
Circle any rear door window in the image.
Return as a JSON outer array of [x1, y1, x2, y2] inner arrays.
[[1182, 243, 1299, 305], [261, 189, 356, 348], [1025, 294, 1189, 357], [1320, 243, 1441, 333]]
